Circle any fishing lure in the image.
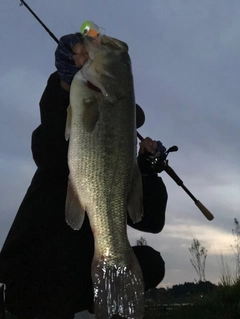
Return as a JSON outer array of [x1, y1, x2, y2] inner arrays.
[[80, 20, 103, 37]]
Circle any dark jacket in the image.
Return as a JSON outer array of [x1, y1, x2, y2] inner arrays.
[[0, 72, 167, 319]]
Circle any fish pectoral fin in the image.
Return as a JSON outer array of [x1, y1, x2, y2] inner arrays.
[[65, 105, 72, 141], [65, 176, 85, 230], [127, 162, 143, 223], [82, 97, 99, 132]]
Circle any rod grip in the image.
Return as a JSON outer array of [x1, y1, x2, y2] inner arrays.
[[195, 200, 214, 221]]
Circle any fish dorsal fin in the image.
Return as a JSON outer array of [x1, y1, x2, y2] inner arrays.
[[65, 105, 72, 141], [127, 162, 143, 223], [65, 175, 85, 230]]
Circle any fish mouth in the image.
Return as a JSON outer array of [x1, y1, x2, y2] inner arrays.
[[86, 79, 115, 103], [86, 81, 102, 93]]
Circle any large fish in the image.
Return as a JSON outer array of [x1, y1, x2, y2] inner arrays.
[[65, 35, 144, 319]]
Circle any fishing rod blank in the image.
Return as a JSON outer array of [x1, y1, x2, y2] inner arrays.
[[19, 0, 59, 44]]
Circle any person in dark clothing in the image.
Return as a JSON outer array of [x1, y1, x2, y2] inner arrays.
[[0, 32, 167, 319]]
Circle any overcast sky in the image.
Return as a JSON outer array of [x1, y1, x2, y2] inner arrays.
[[1, 0, 240, 293]]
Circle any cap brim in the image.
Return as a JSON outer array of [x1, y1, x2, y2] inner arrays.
[[136, 104, 145, 128]]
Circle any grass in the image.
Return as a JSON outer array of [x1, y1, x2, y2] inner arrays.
[[144, 280, 240, 319], [3, 281, 240, 319]]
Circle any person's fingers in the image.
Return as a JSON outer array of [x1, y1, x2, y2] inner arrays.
[[72, 43, 89, 67], [139, 137, 157, 155]]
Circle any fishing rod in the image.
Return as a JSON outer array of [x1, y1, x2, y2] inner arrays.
[[19, 1, 100, 45], [137, 132, 214, 221], [19, 0, 60, 44], [19, 1, 214, 222]]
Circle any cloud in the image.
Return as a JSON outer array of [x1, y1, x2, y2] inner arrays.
[[0, 156, 36, 252], [0, 156, 35, 217], [129, 221, 234, 255], [0, 67, 44, 158]]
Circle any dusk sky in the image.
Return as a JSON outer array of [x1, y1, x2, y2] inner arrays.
[[1, 1, 240, 315]]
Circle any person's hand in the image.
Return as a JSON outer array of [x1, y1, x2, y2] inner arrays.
[[59, 42, 89, 91], [138, 137, 158, 155], [55, 33, 90, 89], [138, 137, 166, 175], [72, 43, 89, 67]]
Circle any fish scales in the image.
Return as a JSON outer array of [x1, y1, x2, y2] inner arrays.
[[65, 35, 144, 319], [72, 101, 133, 254]]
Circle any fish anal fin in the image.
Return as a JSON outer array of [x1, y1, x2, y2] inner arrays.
[[127, 162, 143, 223], [82, 97, 99, 132], [65, 176, 85, 230]]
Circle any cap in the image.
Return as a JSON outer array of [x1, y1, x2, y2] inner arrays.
[[136, 104, 145, 128]]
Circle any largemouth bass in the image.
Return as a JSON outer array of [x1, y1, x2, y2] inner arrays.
[[65, 35, 144, 319]]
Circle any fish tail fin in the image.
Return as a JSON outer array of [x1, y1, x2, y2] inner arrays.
[[92, 249, 144, 319]]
